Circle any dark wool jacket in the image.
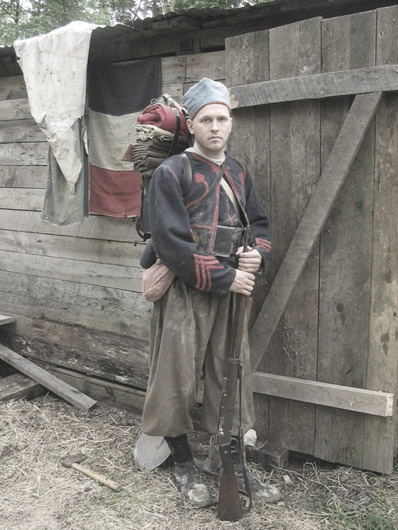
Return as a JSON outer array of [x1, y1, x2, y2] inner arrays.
[[149, 151, 271, 295]]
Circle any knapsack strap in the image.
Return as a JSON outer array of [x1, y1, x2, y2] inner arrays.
[[179, 153, 193, 198], [168, 110, 182, 157]]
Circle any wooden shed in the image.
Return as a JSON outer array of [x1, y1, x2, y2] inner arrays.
[[0, 0, 397, 474]]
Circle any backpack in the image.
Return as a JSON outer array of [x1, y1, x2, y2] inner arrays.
[[131, 94, 190, 240]]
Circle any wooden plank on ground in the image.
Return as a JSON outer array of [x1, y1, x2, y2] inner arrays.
[[0, 142, 48, 165], [225, 27, 271, 442], [0, 166, 48, 188], [362, 5, 398, 474], [0, 359, 16, 377], [229, 65, 398, 108], [0, 344, 97, 411], [266, 17, 322, 455], [0, 372, 44, 402], [42, 365, 146, 414], [315, 10, 377, 471], [250, 90, 383, 374], [251, 373, 394, 417]]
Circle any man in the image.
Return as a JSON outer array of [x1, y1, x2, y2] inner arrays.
[[141, 78, 280, 507]]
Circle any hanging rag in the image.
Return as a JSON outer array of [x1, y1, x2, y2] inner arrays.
[[13, 21, 99, 225]]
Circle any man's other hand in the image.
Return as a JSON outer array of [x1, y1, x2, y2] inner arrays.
[[229, 269, 255, 297], [236, 246, 262, 273]]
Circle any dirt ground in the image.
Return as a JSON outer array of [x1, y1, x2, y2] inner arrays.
[[0, 394, 397, 530]]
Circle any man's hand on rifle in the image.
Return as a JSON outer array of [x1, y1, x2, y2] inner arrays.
[[236, 246, 262, 273], [229, 269, 255, 296]]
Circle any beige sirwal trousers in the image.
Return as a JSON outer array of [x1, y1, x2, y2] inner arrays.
[[141, 278, 255, 438]]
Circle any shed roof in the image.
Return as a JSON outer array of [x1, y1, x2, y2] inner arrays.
[[1, 0, 397, 60]]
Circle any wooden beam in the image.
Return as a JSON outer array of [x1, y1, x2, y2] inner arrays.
[[0, 315, 14, 326], [251, 372, 395, 418], [0, 344, 97, 411], [41, 364, 146, 415], [229, 65, 398, 108], [250, 92, 383, 373], [0, 372, 44, 402]]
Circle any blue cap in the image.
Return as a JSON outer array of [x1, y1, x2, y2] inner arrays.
[[182, 78, 231, 119]]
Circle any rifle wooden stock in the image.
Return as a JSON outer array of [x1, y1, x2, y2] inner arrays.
[[217, 228, 251, 521], [218, 443, 243, 521], [217, 294, 249, 521]]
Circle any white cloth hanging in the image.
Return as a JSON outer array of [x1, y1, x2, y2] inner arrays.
[[14, 21, 99, 192]]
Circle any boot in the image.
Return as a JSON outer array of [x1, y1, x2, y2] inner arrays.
[[166, 434, 213, 508], [172, 459, 213, 508], [230, 436, 281, 503]]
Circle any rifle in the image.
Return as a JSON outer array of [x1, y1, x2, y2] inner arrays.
[[217, 227, 252, 521]]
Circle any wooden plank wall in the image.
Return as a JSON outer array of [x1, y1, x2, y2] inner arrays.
[[315, 9, 377, 469], [0, 51, 225, 400], [363, 5, 398, 472], [226, 7, 398, 473], [226, 30, 272, 442]]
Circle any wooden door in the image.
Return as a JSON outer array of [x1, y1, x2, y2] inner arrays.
[[226, 7, 398, 474]]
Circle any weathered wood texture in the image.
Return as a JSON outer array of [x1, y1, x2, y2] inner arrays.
[[0, 166, 48, 188], [226, 7, 397, 474], [0, 372, 44, 402], [225, 28, 272, 442], [315, 9, 377, 471], [38, 364, 146, 414], [0, 51, 225, 395], [251, 373, 394, 417], [0, 119, 45, 143], [229, 65, 398, 107], [362, 5, 398, 473], [0, 75, 26, 100], [1, 7, 398, 473], [266, 17, 321, 455], [0, 344, 97, 411]]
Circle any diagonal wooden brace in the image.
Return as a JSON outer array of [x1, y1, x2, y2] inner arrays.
[[250, 91, 383, 374]]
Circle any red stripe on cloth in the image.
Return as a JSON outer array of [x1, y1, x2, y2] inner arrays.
[[255, 238, 272, 253], [193, 254, 224, 291], [89, 164, 141, 218]]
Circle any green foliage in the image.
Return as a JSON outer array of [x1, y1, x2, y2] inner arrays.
[[0, 0, 111, 45], [0, 0, 269, 46]]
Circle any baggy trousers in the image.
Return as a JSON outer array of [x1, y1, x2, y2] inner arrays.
[[141, 278, 255, 438]]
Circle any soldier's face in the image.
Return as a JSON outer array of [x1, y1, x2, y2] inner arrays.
[[187, 103, 232, 159]]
